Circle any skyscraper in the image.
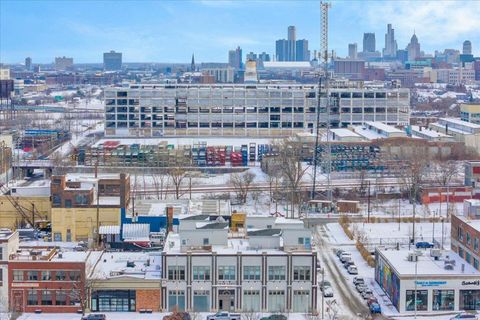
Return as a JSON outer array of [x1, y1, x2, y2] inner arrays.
[[406, 32, 421, 61], [363, 33, 376, 53], [287, 26, 296, 61], [276, 39, 288, 61], [383, 24, 398, 58], [228, 46, 242, 70], [348, 43, 358, 59], [25, 57, 32, 71], [463, 40, 472, 55], [55, 56, 74, 71], [295, 39, 310, 61], [103, 50, 122, 71], [191, 53, 196, 72]]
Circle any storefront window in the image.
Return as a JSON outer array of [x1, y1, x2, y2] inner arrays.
[[168, 290, 185, 311], [293, 290, 310, 312], [460, 290, 480, 310], [243, 290, 260, 312], [193, 290, 209, 312], [55, 290, 67, 305], [91, 290, 136, 312], [27, 290, 38, 305], [405, 290, 428, 311], [432, 290, 454, 311], [268, 290, 285, 312]]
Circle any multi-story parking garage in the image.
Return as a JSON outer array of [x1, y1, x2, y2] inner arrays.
[[104, 84, 410, 137]]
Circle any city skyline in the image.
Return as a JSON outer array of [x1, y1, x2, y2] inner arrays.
[[1, 0, 480, 63]]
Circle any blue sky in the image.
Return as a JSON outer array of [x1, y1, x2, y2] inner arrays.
[[1, 0, 479, 64]]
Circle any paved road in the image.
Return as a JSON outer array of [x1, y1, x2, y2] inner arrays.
[[314, 224, 390, 320]]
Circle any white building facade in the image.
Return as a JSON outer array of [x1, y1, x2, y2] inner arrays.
[[104, 84, 410, 137]]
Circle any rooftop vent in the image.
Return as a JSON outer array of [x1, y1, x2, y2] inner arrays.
[[126, 261, 135, 268]]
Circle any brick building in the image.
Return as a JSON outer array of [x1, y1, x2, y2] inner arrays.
[[451, 202, 480, 271], [8, 248, 100, 313]]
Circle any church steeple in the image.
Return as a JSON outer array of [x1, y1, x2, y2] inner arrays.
[[191, 53, 195, 72]]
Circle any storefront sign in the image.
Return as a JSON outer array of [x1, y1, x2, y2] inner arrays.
[[462, 280, 480, 286], [11, 283, 39, 288], [415, 281, 447, 287]]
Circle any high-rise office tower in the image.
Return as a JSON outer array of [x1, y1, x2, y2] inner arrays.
[[258, 52, 270, 62], [295, 39, 310, 61], [191, 53, 196, 72], [103, 50, 122, 71], [228, 46, 242, 70], [406, 32, 421, 61], [363, 33, 376, 53], [276, 39, 288, 61], [383, 24, 398, 58], [463, 40, 472, 55], [25, 57, 32, 71], [55, 56, 74, 71], [246, 52, 257, 61], [287, 26, 296, 61], [348, 43, 358, 59]]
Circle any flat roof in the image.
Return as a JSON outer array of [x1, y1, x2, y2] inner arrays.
[[454, 214, 480, 231], [330, 128, 362, 138], [365, 121, 404, 134], [91, 251, 161, 280], [439, 117, 480, 129], [378, 249, 479, 277], [411, 126, 452, 138]]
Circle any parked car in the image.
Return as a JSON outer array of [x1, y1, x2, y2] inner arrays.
[[416, 241, 434, 249], [353, 277, 365, 286], [449, 313, 478, 320], [82, 315, 106, 320], [343, 260, 355, 269], [319, 280, 331, 291], [207, 312, 241, 320], [336, 249, 345, 257], [347, 265, 358, 274], [260, 315, 288, 320], [163, 312, 191, 320], [361, 289, 373, 300], [340, 253, 352, 262], [356, 283, 368, 293], [323, 286, 334, 297], [369, 302, 381, 314]]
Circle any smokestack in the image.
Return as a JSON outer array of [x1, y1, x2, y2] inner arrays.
[[166, 207, 174, 232]]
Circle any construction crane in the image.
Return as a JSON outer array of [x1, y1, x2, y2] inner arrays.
[[311, 1, 332, 202]]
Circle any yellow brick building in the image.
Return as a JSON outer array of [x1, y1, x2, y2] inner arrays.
[[0, 196, 51, 229], [51, 207, 121, 242]]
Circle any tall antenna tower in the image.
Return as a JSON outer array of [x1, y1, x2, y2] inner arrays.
[[311, 1, 332, 202]]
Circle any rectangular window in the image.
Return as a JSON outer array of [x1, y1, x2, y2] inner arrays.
[[467, 232, 471, 246], [293, 266, 311, 281], [55, 271, 66, 281], [405, 290, 428, 311], [268, 290, 285, 312], [192, 266, 210, 281], [55, 290, 67, 305], [69, 271, 81, 281], [13, 270, 23, 281], [458, 227, 464, 241], [466, 252, 472, 264], [432, 290, 454, 311], [27, 271, 38, 281], [27, 290, 38, 305], [218, 266, 235, 281], [243, 290, 261, 312], [69, 290, 80, 306], [167, 266, 185, 280], [168, 290, 185, 311], [192, 290, 209, 312], [268, 266, 286, 281], [243, 266, 261, 280], [459, 247, 464, 259], [41, 271, 51, 281], [293, 290, 310, 313], [460, 289, 480, 310], [41, 290, 52, 305], [475, 238, 479, 252], [474, 258, 479, 270]]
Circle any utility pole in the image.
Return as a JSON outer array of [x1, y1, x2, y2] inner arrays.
[[367, 180, 371, 223]]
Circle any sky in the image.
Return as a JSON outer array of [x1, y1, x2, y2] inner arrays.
[[1, 0, 480, 64]]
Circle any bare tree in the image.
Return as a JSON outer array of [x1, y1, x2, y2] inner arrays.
[[433, 159, 460, 187], [167, 167, 189, 199], [274, 140, 309, 218], [242, 310, 261, 320], [151, 174, 170, 200], [228, 171, 256, 204], [0, 295, 21, 320]]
